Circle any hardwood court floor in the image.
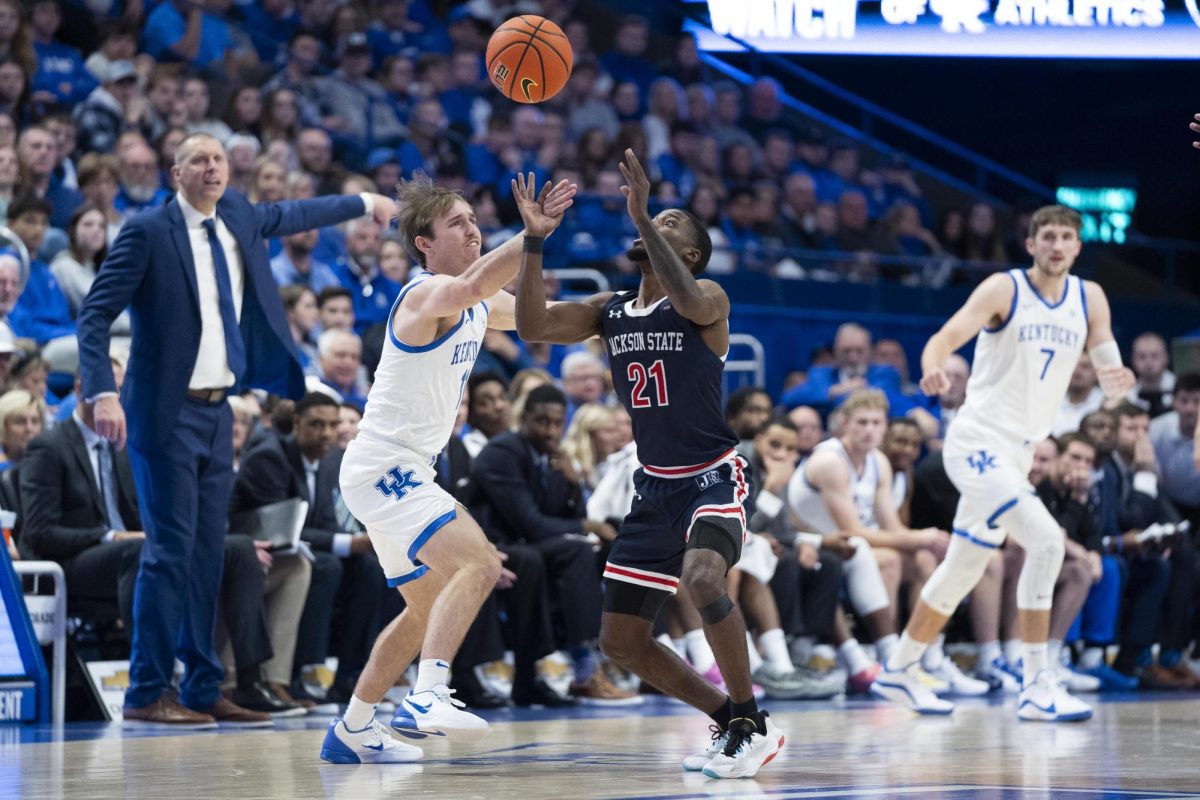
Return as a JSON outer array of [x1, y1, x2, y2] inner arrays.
[[6, 694, 1200, 799]]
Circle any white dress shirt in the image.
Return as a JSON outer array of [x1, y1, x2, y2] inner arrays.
[[178, 192, 246, 390]]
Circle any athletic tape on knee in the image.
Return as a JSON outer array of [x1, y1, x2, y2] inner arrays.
[[843, 537, 890, 617], [919, 534, 994, 615], [698, 594, 734, 625], [1003, 495, 1066, 611]]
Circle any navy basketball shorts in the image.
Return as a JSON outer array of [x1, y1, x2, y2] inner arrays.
[[603, 455, 753, 595]]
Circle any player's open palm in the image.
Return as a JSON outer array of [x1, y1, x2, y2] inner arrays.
[[618, 148, 651, 222], [512, 172, 575, 238]]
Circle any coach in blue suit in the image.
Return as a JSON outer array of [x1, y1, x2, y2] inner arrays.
[[77, 133, 397, 726]]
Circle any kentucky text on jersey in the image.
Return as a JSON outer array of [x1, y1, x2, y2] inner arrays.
[[606, 330, 686, 356], [450, 340, 480, 366], [1017, 323, 1081, 350]]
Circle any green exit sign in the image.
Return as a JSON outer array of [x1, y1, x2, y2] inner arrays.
[[1055, 186, 1137, 244]]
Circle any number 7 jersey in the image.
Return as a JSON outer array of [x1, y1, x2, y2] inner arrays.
[[958, 269, 1089, 444], [601, 291, 738, 478]]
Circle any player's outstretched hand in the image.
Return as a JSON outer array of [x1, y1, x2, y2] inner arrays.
[[1097, 364, 1135, 399], [617, 148, 651, 223], [919, 368, 950, 397], [512, 172, 575, 238], [366, 193, 398, 227], [1191, 113, 1200, 149]]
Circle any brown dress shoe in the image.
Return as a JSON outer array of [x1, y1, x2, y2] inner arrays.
[[1140, 663, 1193, 690], [197, 695, 275, 727], [123, 696, 218, 729], [1165, 663, 1200, 689]]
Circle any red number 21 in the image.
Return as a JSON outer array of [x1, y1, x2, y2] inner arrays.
[[628, 360, 669, 408]]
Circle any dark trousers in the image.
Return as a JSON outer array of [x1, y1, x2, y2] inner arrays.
[[1115, 554, 1172, 673], [63, 537, 143, 630], [221, 534, 272, 673], [770, 546, 843, 641], [530, 535, 603, 647], [126, 398, 233, 709], [1158, 536, 1196, 654], [293, 549, 384, 694]]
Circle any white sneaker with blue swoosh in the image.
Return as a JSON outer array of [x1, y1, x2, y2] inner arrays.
[[319, 719, 423, 764], [870, 664, 955, 715], [1018, 669, 1093, 722], [390, 685, 489, 741]]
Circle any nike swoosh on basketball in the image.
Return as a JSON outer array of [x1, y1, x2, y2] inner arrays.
[[520, 77, 538, 101]]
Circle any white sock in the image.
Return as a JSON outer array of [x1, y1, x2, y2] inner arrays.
[[922, 635, 947, 670], [759, 629, 793, 673], [875, 633, 899, 664], [1003, 639, 1022, 666], [1048, 639, 1064, 669], [343, 694, 377, 731], [839, 638, 873, 675], [1023, 642, 1048, 687], [670, 637, 687, 660], [1079, 647, 1104, 670], [745, 631, 764, 672], [685, 630, 716, 673], [413, 658, 450, 694], [884, 632, 929, 672], [978, 640, 1002, 668]]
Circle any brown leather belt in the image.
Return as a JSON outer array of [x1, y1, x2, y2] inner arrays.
[[187, 387, 229, 403]]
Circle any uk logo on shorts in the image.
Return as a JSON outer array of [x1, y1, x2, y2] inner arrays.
[[374, 467, 422, 501], [967, 450, 997, 475]]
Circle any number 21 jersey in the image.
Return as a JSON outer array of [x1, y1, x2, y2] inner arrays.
[[601, 291, 738, 477]]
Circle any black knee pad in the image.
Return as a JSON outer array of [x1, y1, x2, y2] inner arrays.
[[697, 594, 734, 625], [603, 577, 671, 622], [685, 517, 743, 570]]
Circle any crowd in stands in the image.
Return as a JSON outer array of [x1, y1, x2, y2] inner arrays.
[[0, 0, 1198, 717]]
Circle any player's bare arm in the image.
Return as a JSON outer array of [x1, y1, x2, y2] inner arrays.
[[513, 171, 610, 344], [919, 273, 1016, 396], [397, 176, 576, 344], [804, 451, 881, 542], [872, 457, 948, 552], [1081, 281, 1136, 399], [618, 148, 730, 328]]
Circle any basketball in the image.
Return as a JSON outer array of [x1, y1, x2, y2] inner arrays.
[[486, 15, 573, 104]]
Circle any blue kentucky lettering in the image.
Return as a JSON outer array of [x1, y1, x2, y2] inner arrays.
[[966, 450, 997, 475], [375, 466, 423, 501]]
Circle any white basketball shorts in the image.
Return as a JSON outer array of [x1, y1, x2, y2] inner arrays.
[[340, 435, 458, 586], [942, 416, 1036, 549]]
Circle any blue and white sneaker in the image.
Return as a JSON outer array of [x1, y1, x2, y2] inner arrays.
[[870, 665, 955, 715], [319, 718, 423, 764], [1018, 670, 1093, 722], [390, 685, 489, 741], [976, 657, 1022, 693], [1083, 662, 1139, 691]]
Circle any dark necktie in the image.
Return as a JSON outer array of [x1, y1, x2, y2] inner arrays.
[[94, 442, 127, 531], [202, 218, 247, 383]]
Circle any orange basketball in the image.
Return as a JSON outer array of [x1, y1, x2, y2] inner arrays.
[[486, 15, 573, 104]]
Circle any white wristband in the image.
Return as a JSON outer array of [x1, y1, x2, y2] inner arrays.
[[795, 532, 824, 549], [1090, 340, 1122, 368], [1132, 471, 1158, 498], [755, 490, 784, 518]]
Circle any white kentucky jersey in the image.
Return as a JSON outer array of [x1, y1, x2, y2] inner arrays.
[[787, 439, 880, 535], [356, 271, 489, 461], [958, 269, 1089, 444]]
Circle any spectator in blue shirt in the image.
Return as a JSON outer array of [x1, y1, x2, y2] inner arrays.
[[720, 186, 767, 270], [6, 193, 75, 346], [238, 0, 299, 64], [114, 140, 170, 218], [143, 0, 233, 69], [781, 323, 906, 415], [367, 0, 449, 67], [72, 60, 140, 155], [17, 125, 82, 229], [329, 217, 400, 335], [599, 15, 657, 96], [317, 328, 369, 411], [655, 121, 699, 200], [29, 0, 96, 105], [271, 228, 341, 293]]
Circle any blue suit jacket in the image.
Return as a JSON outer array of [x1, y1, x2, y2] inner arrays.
[[780, 364, 904, 412], [77, 191, 367, 450]]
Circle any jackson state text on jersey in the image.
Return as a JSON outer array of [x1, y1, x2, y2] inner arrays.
[[600, 292, 737, 475]]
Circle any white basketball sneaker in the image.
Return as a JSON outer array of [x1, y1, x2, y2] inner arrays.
[[924, 657, 992, 696], [1055, 665, 1101, 693], [1018, 670, 1093, 722], [320, 718, 423, 764], [702, 713, 786, 779], [390, 685, 489, 741], [682, 724, 729, 771], [870, 665, 955, 715]]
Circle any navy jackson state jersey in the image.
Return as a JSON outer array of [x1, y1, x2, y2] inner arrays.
[[600, 291, 738, 478]]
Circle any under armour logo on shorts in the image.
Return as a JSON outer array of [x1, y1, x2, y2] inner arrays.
[[967, 450, 997, 475], [375, 467, 423, 501], [695, 469, 721, 490]]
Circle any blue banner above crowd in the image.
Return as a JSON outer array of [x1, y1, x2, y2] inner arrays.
[[684, 0, 1200, 58]]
